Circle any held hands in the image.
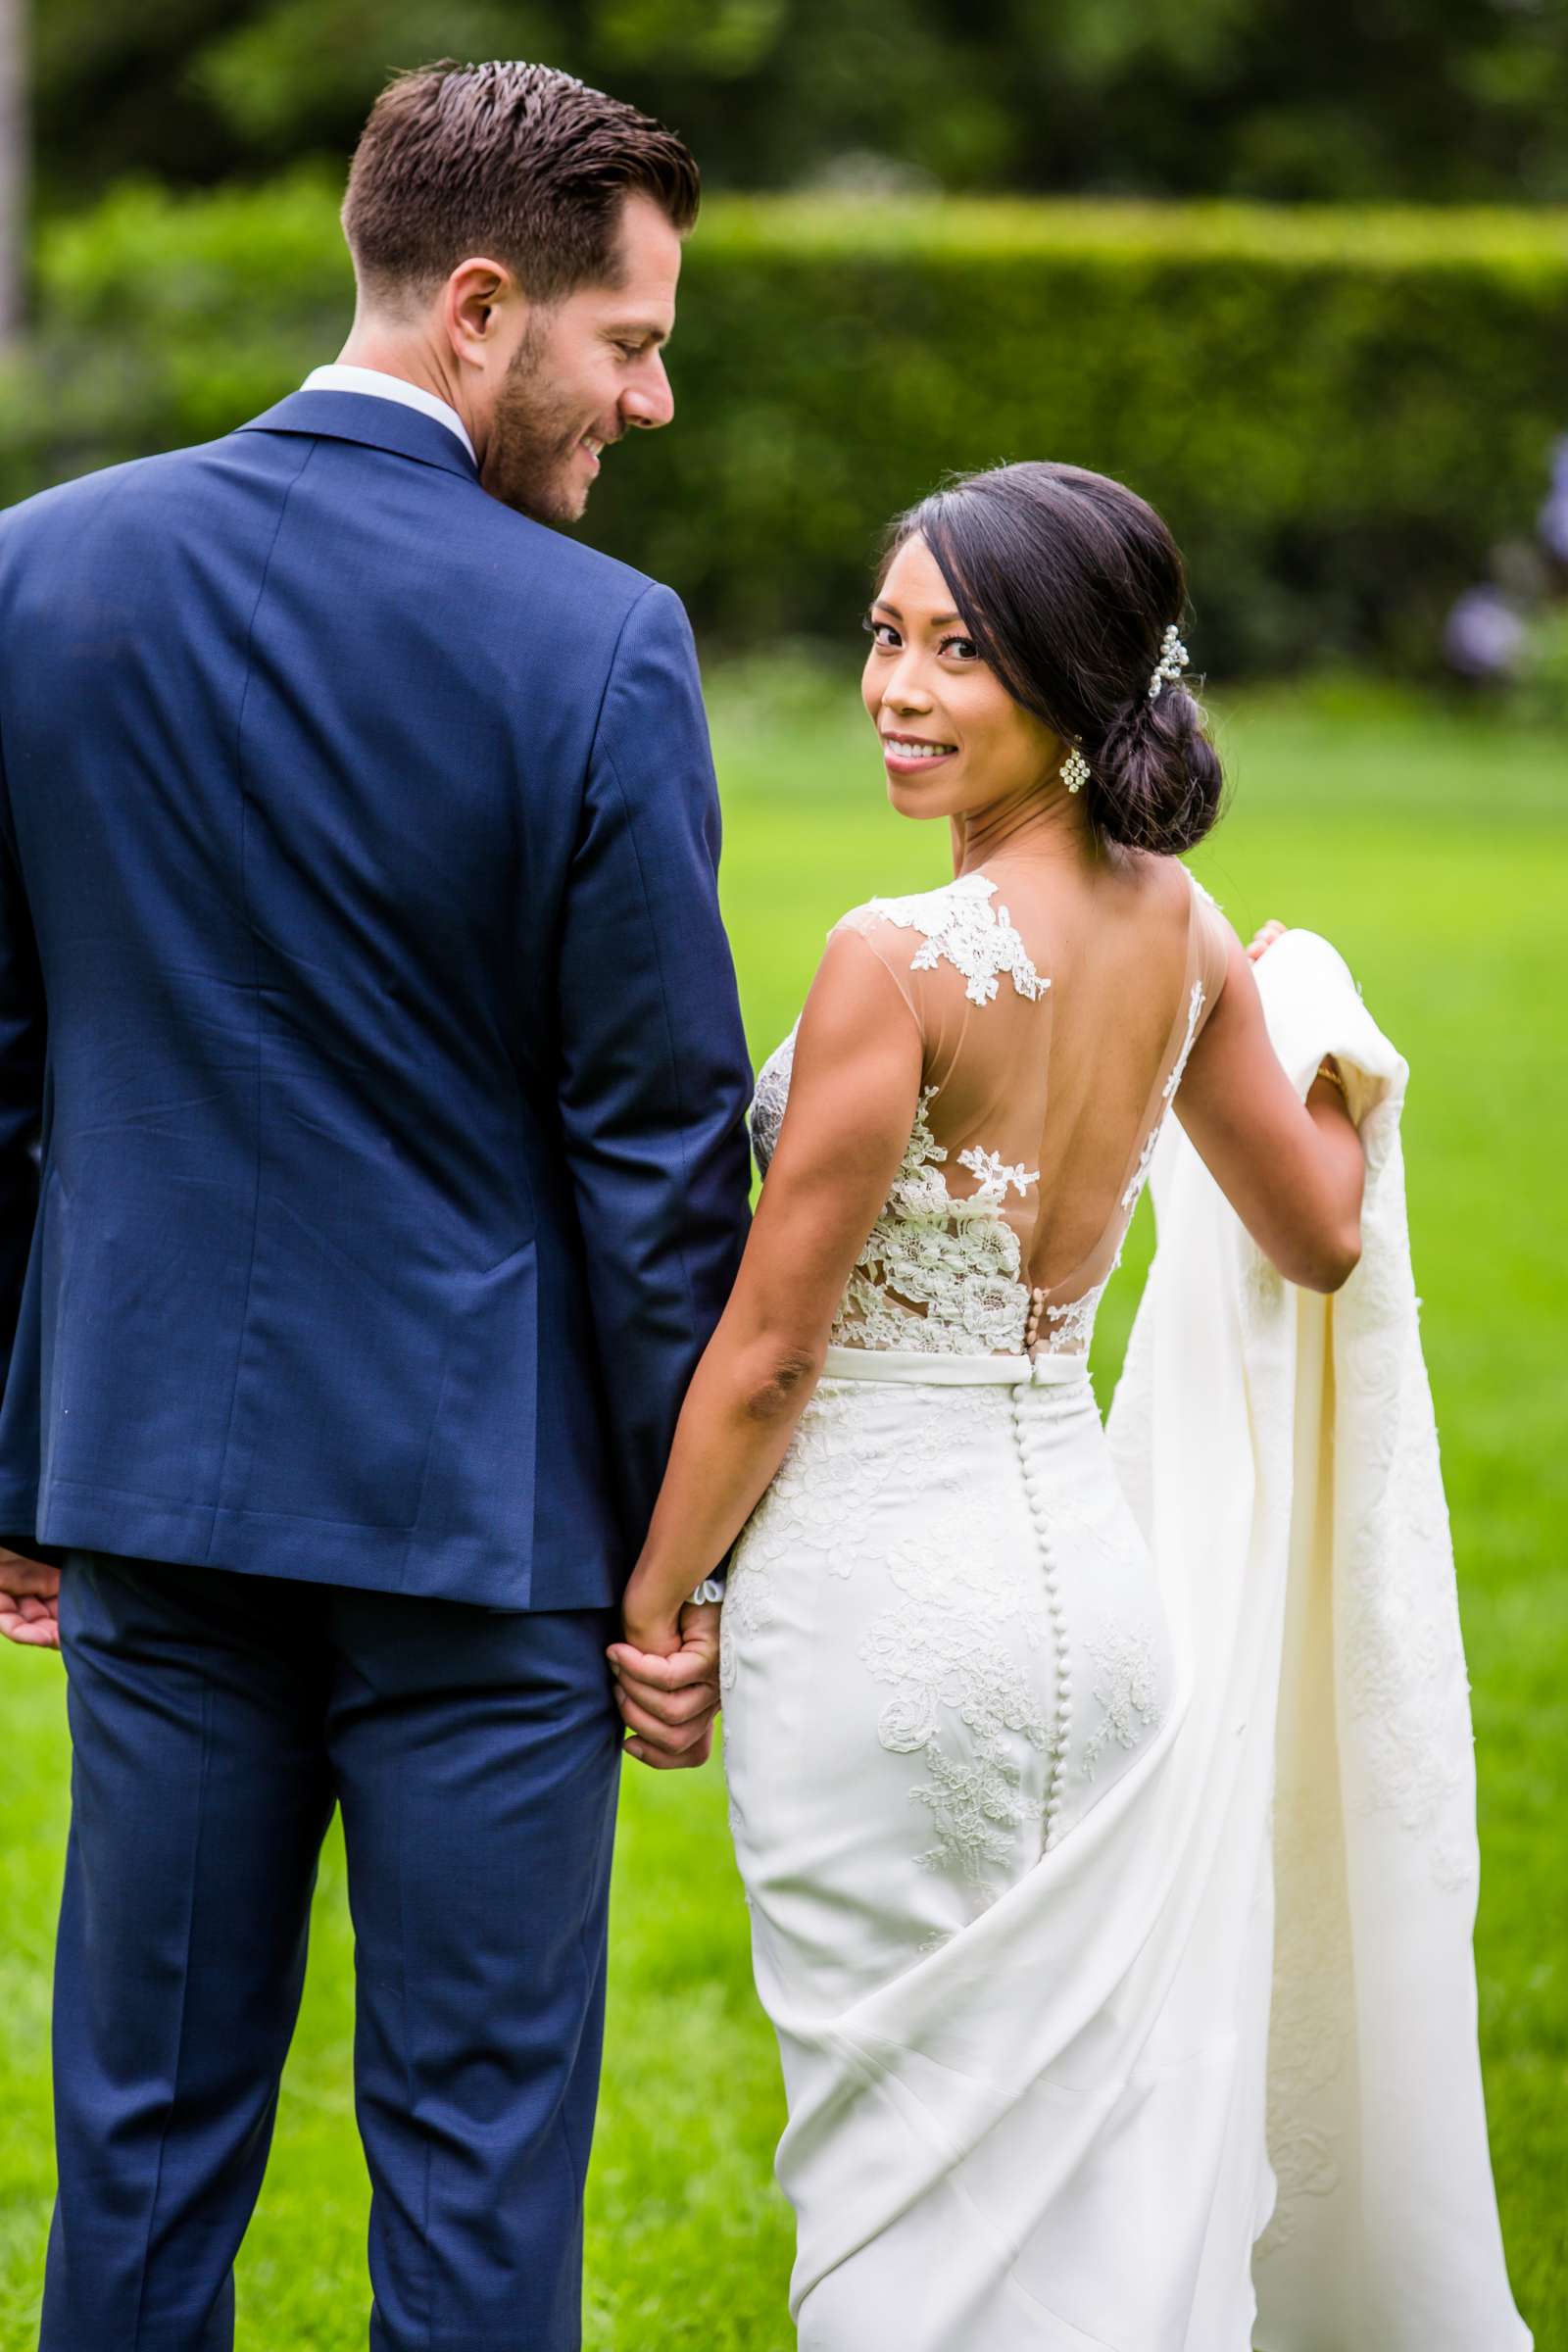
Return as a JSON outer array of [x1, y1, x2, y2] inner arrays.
[[608, 1592, 722, 1771], [0, 1548, 61, 1650], [1246, 920, 1287, 962]]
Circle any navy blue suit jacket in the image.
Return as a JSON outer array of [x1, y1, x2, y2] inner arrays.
[[0, 391, 754, 1608]]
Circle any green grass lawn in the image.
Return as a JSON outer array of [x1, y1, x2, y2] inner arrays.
[[2, 668, 1563, 2347]]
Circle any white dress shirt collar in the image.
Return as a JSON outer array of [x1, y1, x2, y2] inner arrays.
[[300, 364, 476, 465]]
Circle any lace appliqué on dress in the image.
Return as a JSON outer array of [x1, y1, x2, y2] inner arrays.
[[1332, 1123, 1478, 1893], [754, 878, 1055, 1359], [749, 1025, 796, 1178], [862, 873, 1050, 1008], [1257, 1781, 1354, 2253], [1120, 978, 1206, 1210], [1035, 1277, 1108, 1359], [722, 1384, 906, 1686], [957, 1146, 1040, 1202], [857, 1501, 1054, 1891], [1080, 1620, 1164, 1781], [833, 1091, 1036, 1357]]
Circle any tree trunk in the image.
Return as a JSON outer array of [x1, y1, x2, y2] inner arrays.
[[0, 0, 24, 348]]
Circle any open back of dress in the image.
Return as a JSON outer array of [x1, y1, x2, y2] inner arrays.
[[752, 853, 1232, 1358]]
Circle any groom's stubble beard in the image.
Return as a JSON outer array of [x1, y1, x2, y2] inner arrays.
[[482, 318, 603, 526]]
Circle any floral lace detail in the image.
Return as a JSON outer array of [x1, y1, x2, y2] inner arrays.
[[862, 874, 1049, 1008], [957, 1146, 1040, 1201], [1120, 978, 1206, 1210], [888, 1380, 1015, 1457], [760, 1382, 902, 1564], [1034, 1275, 1109, 1359], [1257, 1781, 1353, 2254], [1080, 1619, 1164, 1780], [717, 1545, 777, 1698], [857, 1499, 1055, 1888], [1331, 1119, 1479, 1892], [721, 1383, 904, 1692], [833, 1090, 1033, 1356], [749, 1024, 796, 1177]]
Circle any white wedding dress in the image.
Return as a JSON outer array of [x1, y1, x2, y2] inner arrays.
[[719, 859, 1530, 2351]]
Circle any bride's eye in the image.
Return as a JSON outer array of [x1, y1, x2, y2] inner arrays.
[[939, 633, 979, 661], [862, 615, 901, 650]]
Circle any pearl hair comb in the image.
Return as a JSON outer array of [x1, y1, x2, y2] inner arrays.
[[1147, 624, 1191, 700]]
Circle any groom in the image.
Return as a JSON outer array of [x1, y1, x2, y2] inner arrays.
[[0, 60, 752, 2351]]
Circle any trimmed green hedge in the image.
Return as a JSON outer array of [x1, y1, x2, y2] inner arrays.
[[6, 174, 1566, 670]]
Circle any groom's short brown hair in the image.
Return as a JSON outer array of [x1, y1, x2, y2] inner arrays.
[[342, 61, 700, 308]]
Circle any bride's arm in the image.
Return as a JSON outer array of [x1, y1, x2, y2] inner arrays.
[[1176, 920, 1365, 1292], [612, 930, 921, 1676]]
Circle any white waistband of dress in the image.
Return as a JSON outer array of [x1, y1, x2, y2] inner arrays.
[[820, 1344, 1091, 1388]]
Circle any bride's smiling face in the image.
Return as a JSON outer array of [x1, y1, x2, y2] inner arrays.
[[861, 534, 1062, 822]]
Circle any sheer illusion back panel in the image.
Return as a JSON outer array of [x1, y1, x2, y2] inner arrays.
[[829, 859, 1230, 1356]]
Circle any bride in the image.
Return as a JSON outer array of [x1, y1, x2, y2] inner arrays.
[[607, 463, 1530, 2349]]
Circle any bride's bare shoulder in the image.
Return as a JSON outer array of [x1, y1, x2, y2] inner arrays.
[[1085, 843, 1203, 933]]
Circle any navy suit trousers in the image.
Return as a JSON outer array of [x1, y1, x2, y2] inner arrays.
[[42, 1551, 621, 2352]]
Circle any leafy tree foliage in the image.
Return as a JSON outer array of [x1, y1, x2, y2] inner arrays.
[[28, 0, 1568, 215]]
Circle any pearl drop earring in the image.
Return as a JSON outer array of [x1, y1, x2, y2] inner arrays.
[[1060, 746, 1090, 795]]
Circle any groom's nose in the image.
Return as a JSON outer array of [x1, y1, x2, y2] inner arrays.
[[621, 352, 674, 431]]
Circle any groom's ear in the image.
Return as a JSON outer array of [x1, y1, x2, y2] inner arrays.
[[444, 257, 528, 374]]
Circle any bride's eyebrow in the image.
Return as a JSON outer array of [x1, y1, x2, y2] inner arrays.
[[871, 600, 963, 627]]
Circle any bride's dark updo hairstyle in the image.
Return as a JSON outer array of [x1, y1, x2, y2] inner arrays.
[[881, 462, 1225, 856]]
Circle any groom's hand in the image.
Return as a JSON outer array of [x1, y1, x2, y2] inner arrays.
[[608, 1603, 721, 1770], [0, 1548, 61, 1650]]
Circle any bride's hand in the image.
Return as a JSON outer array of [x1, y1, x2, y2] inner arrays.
[[1245, 919, 1287, 962], [608, 1596, 722, 1770]]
